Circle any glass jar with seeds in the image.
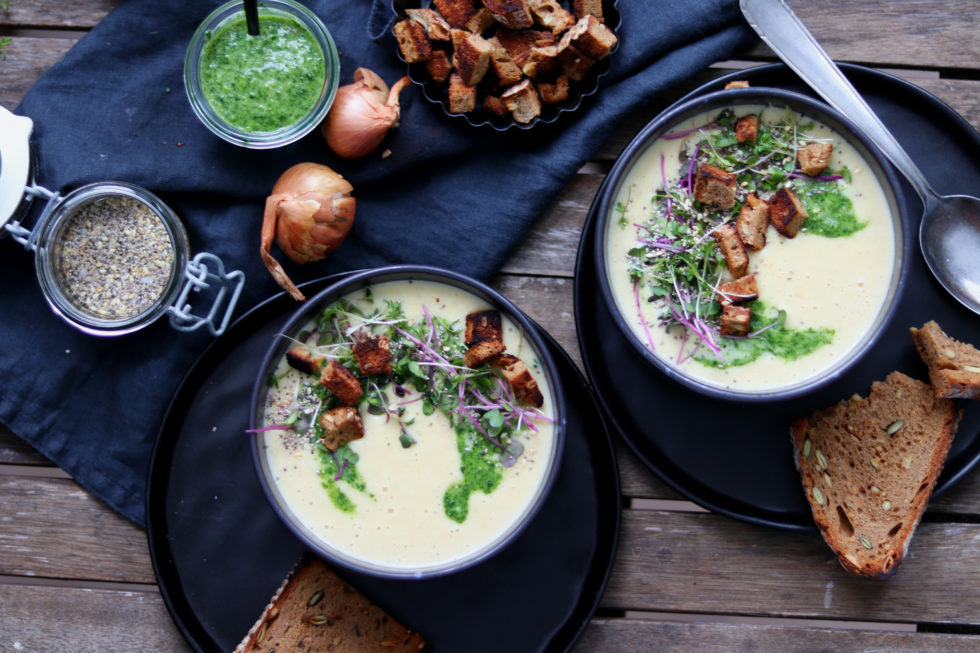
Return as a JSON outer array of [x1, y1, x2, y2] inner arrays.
[[33, 183, 189, 335], [2, 113, 244, 337]]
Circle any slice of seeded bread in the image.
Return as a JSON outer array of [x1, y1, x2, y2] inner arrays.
[[910, 320, 980, 399], [790, 371, 960, 578], [234, 555, 426, 653]]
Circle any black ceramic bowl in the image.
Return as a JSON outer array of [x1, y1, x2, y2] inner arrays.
[[594, 87, 910, 402], [390, 0, 620, 130], [249, 265, 566, 579]]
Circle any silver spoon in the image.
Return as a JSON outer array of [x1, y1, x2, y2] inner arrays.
[[741, 0, 980, 315]]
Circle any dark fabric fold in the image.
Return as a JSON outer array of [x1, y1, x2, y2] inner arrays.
[[3, 0, 755, 525]]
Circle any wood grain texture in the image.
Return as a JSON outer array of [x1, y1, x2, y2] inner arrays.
[[572, 617, 980, 653], [749, 0, 980, 72], [0, 475, 154, 583], [0, 0, 119, 28], [0, 583, 192, 652], [603, 510, 980, 624]]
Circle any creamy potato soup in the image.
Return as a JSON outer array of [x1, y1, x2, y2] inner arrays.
[[604, 105, 896, 392], [259, 279, 557, 571]]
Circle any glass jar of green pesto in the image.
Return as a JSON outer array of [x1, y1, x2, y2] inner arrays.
[[184, 0, 340, 149]]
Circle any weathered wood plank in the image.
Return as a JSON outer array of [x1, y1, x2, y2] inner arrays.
[[0, 36, 76, 110], [0, 0, 119, 29], [572, 617, 980, 653], [749, 0, 980, 72], [602, 509, 980, 625], [0, 425, 51, 465], [0, 582, 192, 652], [0, 475, 154, 583]]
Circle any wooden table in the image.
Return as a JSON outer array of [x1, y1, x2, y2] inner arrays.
[[2, 1, 979, 650]]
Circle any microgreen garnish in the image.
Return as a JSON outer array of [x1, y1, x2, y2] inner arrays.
[[621, 107, 852, 368], [262, 288, 550, 521]]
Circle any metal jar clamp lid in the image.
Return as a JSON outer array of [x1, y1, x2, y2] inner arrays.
[[0, 107, 244, 337]]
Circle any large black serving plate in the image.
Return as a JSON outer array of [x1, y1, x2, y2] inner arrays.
[[575, 63, 980, 530], [147, 275, 620, 652]]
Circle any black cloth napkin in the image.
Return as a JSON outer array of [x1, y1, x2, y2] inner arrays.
[[3, 0, 755, 525]]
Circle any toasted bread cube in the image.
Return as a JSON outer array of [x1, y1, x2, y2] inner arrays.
[[492, 354, 544, 407], [448, 73, 477, 113], [320, 361, 363, 406], [393, 19, 432, 63], [528, 0, 575, 33], [483, 0, 534, 29], [560, 45, 595, 81], [405, 8, 452, 40], [567, 14, 617, 59], [522, 42, 564, 78], [736, 193, 769, 251], [433, 0, 477, 28], [718, 274, 758, 305], [724, 80, 750, 89], [720, 304, 752, 337], [465, 340, 507, 368], [495, 28, 555, 68], [572, 0, 603, 21], [353, 336, 392, 376], [693, 163, 737, 208], [501, 78, 542, 124], [285, 347, 324, 375], [319, 406, 364, 451], [798, 141, 833, 177], [466, 7, 496, 33], [424, 50, 452, 83], [769, 188, 809, 237], [487, 37, 524, 86], [465, 310, 503, 345], [735, 114, 758, 142], [483, 95, 508, 116], [712, 223, 749, 279], [537, 75, 569, 103], [451, 29, 493, 86]]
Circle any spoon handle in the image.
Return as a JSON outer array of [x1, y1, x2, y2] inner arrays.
[[739, 0, 937, 207]]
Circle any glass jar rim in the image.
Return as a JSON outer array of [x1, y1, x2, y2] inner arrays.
[[183, 0, 340, 149]]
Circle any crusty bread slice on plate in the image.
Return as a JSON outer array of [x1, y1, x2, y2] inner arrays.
[[790, 371, 960, 578], [911, 320, 980, 400], [235, 554, 425, 652]]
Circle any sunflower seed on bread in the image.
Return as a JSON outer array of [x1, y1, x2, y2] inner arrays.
[[790, 371, 960, 578]]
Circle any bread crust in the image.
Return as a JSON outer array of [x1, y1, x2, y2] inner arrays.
[[234, 555, 426, 653], [790, 371, 960, 578]]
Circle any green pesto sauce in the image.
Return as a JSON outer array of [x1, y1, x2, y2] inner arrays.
[[316, 443, 370, 514], [797, 179, 868, 238], [443, 428, 504, 524], [200, 14, 326, 133], [693, 301, 834, 369]]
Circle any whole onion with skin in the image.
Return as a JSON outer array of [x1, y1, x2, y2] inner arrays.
[[260, 163, 355, 301], [321, 67, 411, 159]]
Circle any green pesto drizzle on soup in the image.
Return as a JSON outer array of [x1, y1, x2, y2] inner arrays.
[[265, 290, 547, 522], [200, 13, 326, 133], [621, 106, 857, 369]]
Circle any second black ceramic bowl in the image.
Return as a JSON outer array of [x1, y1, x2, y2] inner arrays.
[[595, 87, 910, 402], [249, 265, 567, 579]]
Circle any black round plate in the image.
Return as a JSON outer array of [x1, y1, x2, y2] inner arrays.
[[575, 63, 980, 530], [147, 275, 620, 652]]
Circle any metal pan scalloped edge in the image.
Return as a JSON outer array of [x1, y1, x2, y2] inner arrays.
[[390, 0, 620, 131]]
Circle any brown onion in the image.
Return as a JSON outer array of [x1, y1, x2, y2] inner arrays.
[[260, 163, 355, 301], [321, 67, 410, 159]]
